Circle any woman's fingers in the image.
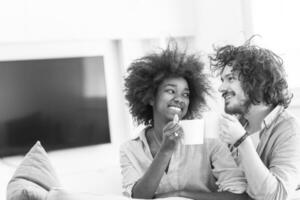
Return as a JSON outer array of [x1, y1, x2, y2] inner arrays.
[[163, 123, 183, 140], [166, 127, 183, 139], [164, 122, 180, 134]]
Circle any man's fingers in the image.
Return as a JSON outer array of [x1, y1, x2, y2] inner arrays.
[[221, 113, 238, 122], [219, 133, 227, 142], [219, 132, 231, 144]]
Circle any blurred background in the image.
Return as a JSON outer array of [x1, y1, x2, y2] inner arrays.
[[0, 0, 300, 198], [0, 0, 299, 154]]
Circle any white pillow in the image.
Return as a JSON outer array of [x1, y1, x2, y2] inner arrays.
[[47, 188, 192, 200], [47, 188, 132, 200], [7, 141, 61, 200]]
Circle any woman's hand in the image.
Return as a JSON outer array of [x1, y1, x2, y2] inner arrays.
[[160, 121, 183, 153], [219, 114, 246, 145]]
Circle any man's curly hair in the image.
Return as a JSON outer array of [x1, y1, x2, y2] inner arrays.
[[210, 38, 292, 109], [124, 43, 212, 126]]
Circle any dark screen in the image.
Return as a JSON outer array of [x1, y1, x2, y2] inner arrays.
[[0, 56, 110, 156]]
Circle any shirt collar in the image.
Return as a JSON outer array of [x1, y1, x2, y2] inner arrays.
[[135, 128, 152, 152], [137, 128, 155, 159], [262, 105, 284, 129], [138, 129, 148, 145]]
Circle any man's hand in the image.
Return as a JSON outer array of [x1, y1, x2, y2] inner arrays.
[[156, 190, 252, 200], [219, 114, 246, 145]]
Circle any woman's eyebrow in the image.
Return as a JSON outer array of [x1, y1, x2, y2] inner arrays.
[[163, 83, 176, 87]]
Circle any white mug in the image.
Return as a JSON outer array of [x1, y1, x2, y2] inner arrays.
[[203, 112, 221, 139], [179, 119, 204, 145]]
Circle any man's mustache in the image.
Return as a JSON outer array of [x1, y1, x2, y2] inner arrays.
[[222, 91, 235, 98]]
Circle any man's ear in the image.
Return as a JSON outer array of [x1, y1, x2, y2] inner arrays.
[[149, 98, 154, 106]]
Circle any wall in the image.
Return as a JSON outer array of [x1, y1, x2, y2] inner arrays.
[[194, 0, 248, 53], [0, 0, 197, 42], [0, 0, 251, 145]]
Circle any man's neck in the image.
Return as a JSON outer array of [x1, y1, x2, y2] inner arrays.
[[244, 104, 273, 133]]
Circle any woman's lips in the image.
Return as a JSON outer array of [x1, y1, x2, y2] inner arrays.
[[168, 106, 181, 113]]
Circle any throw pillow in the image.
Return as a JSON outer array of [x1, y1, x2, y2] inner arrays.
[[47, 187, 192, 200], [7, 141, 61, 200]]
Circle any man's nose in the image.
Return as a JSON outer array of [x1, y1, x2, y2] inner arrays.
[[218, 82, 226, 93]]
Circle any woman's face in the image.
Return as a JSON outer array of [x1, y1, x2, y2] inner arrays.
[[151, 77, 190, 123]]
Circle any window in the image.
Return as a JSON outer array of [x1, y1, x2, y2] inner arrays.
[[251, 0, 300, 89]]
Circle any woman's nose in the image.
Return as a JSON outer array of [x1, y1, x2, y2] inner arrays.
[[172, 93, 184, 103], [174, 96, 184, 103]]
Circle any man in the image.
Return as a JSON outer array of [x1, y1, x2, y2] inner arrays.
[[210, 39, 300, 200]]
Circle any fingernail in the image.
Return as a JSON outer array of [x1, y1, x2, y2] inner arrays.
[[173, 114, 179, 124]]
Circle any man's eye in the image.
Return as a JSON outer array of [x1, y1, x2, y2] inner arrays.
[[228, 76, 235, 81]]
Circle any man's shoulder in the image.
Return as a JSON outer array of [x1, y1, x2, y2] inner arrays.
[[271, 109, 300, 140], [277, 109, 300, 130]]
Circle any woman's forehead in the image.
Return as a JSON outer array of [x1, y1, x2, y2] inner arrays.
[[160, 77, 189, 87]]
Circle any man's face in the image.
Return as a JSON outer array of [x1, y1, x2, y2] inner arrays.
[[218, 65, 250, 115]]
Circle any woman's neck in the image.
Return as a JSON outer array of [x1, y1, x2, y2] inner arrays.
[[152, 126, 163, 142], [152, 118, 167, 142]]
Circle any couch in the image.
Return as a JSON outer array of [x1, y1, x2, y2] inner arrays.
[[3, 141, 192, 200], [3, 140, 300, 200], [2, 142, 123, 200]]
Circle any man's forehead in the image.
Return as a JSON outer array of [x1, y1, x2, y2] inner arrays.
[[221, 65, 235, 77]]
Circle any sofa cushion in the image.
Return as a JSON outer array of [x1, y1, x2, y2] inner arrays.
[[291, 189, 300, 200], [47, 188, 191, 200], [7, 141, 61, 200], [47, 188, 128, 200]]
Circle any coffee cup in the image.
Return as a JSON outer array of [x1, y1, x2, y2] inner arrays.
[[179, 119, 204, 145], [203, 112, 221, 139]]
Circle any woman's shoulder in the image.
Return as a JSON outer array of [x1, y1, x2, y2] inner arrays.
[[120, 138, 141, 150], [120, 129, 147, 153]]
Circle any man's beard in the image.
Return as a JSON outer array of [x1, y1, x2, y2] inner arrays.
[[224, 98, 251, 116]]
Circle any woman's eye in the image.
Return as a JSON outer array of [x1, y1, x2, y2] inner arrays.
[[183, 93, 190, 97], [166, 89, 175, 94]]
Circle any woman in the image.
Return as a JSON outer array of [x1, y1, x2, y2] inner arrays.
[[120, 43, 249, 199]]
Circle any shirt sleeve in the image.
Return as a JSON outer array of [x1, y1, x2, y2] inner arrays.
[[209, 139, 247, 194], [245, 120, 300, 200], [119, 143, 140, 197]]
